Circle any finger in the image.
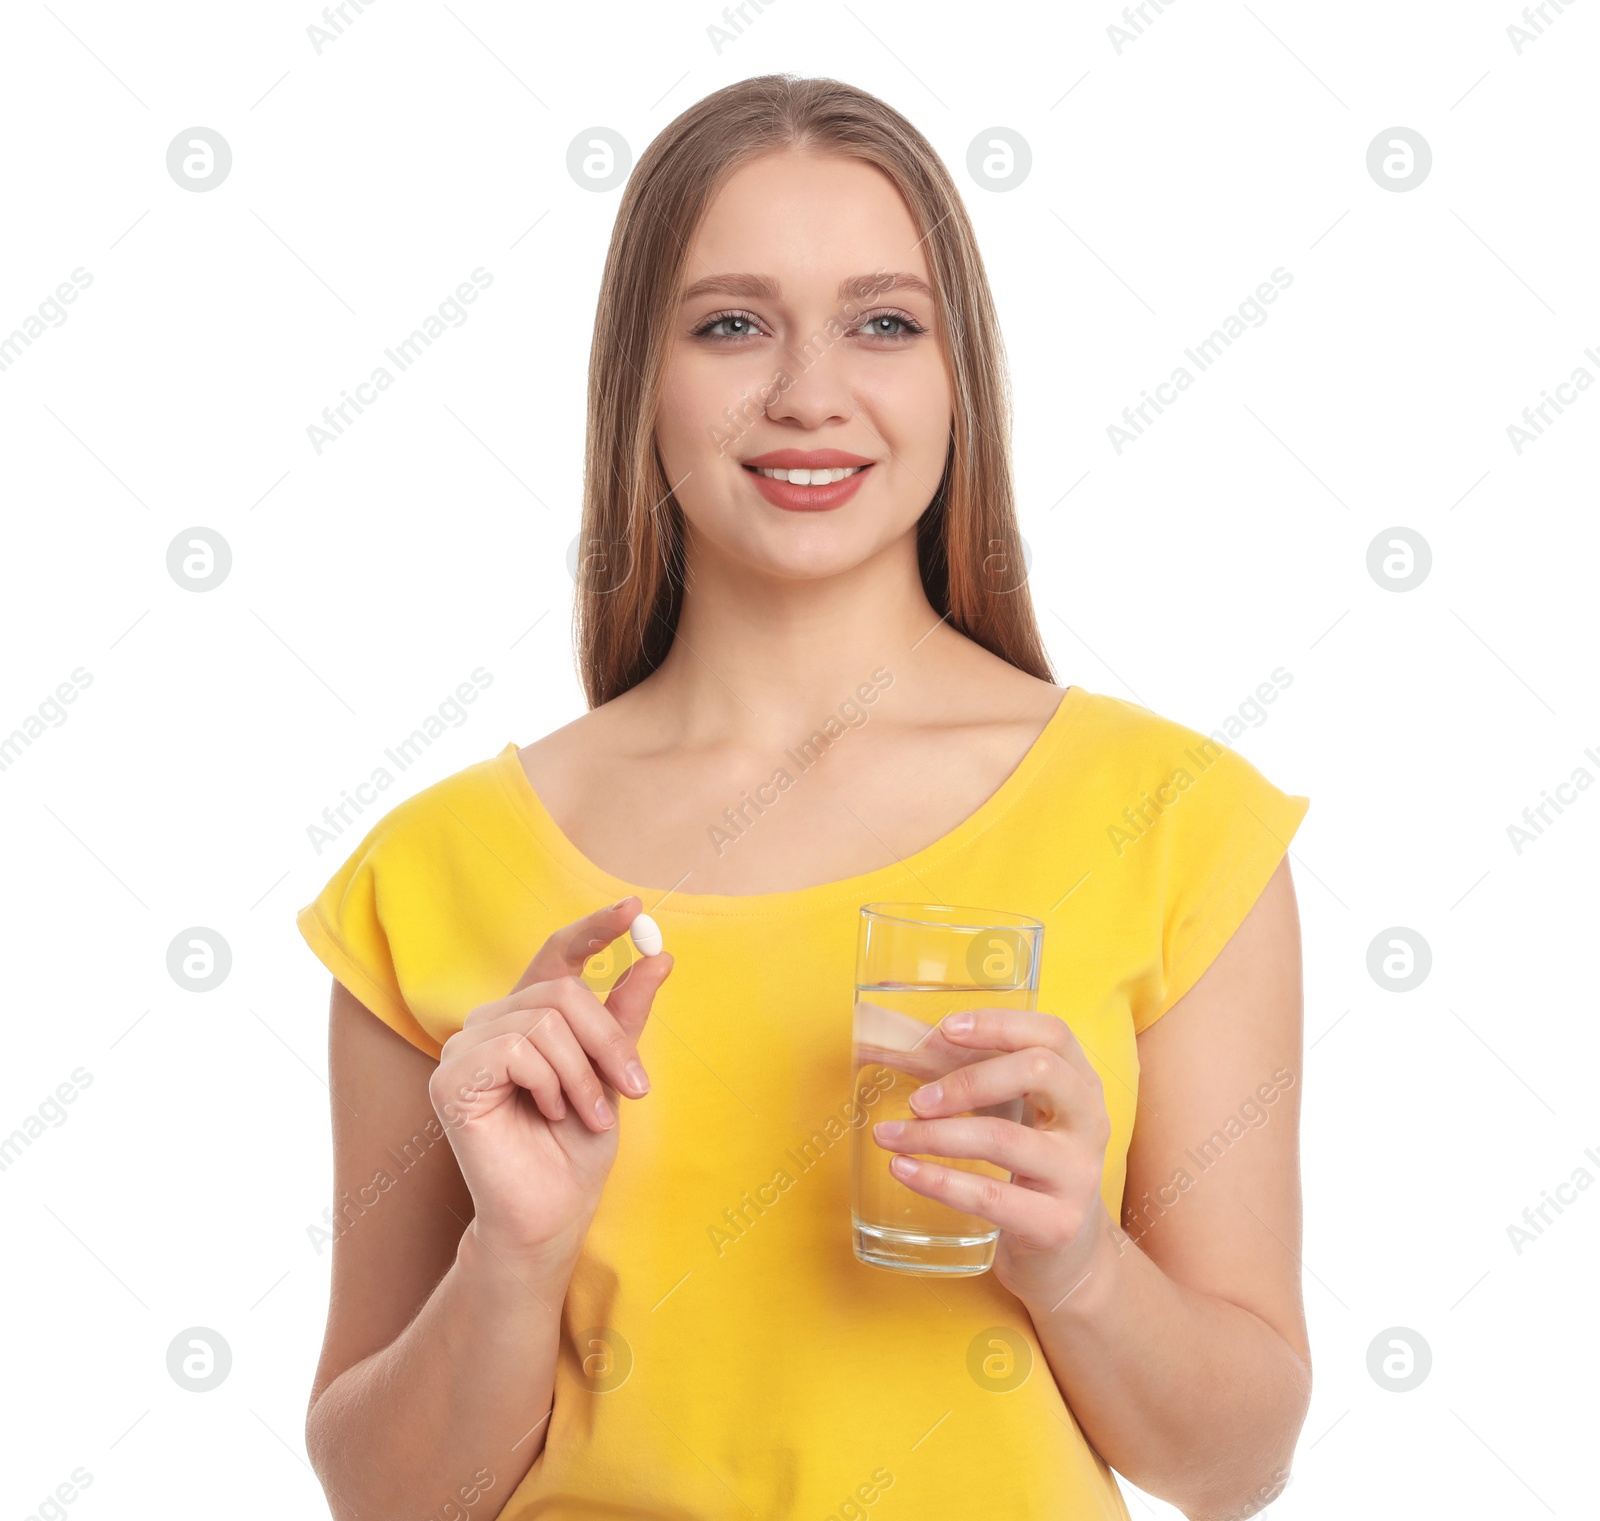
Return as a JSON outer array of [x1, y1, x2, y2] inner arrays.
[[514, 1007, 616, 1131], [884, 1154, 1060, 1237], [854, 1001, 961, 1085], [463, 980, 651, 1100], [938, 1007, 1082, 1062], [872, 1115, 1056, 1179], [511, 896, 644, 993], [603, 948, 674, 1047], [910, 1047, 1089, 1128], [531, 976, 652, 1099], [499, 1033, 568, 1124], [434, 1029, 564, 1126]]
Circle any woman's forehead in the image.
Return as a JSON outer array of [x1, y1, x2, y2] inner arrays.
[[685, 151, 930, 288]]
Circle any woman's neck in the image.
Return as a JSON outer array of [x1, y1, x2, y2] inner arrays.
[[635, 532, 956, 748]]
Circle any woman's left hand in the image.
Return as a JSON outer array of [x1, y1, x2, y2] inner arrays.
[[872, 1007, 1114, 1307]]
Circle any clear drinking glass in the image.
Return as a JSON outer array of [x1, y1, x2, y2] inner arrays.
[[851, 902, 1044, 1275]]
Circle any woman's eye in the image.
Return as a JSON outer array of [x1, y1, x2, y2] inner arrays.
[[692, 308, 926, 341], [856, 311, 926, 340], [695, 311, 764, 340]]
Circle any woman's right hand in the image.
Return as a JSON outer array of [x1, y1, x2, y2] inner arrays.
[[428, 895, 672, 1271]]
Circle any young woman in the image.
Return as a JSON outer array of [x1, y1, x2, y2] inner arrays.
[[297, 74, 1312, 1521]]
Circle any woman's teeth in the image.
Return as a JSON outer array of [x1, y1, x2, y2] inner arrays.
[[752, 465, 865, 484]]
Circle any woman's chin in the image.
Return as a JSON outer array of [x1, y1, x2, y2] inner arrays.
[[683, 514, 892, 582], [736, 532, 900, 585]]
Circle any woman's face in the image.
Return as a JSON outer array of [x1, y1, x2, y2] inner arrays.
[[655, 149, 952, 582]]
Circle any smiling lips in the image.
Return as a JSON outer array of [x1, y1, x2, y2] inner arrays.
[[742, 448, 875, 512]]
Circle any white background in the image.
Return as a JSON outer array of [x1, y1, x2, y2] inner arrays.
[[2, 1, 1595, 1516]]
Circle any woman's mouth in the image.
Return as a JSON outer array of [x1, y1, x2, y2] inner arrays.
[[750, 465, 865, 484], [741, 458, 874, 512]]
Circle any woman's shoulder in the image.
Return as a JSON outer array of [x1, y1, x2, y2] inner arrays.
[[513, 690, 649, 827], [1069, 687, 1269, 774], [296, 740, 538, 1061], [309, 740, 522, 879], [1057, 689, 1311, 1032], [1062, 687, 1310, 866], [1043, 686, 1307, 846]]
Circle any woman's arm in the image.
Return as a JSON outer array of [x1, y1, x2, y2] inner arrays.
[[304, 983, 573, 1518], [303, 899, 670, 1517], [871, 856, 1310, 1520], [1023, 856, 1311, 1520]]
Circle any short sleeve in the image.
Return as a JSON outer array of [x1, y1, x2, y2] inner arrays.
[[296, 818, 445, 1061], [1133, 742, 1311, 1034]]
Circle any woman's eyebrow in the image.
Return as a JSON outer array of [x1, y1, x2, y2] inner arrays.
[[681, 272, 780, 303], [680, 271, 935, 304], [841, 271, 934, 303]]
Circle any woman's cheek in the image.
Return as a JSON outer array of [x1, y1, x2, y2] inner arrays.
[[660, 358, 760, 472], [857, 368, 951, 478]]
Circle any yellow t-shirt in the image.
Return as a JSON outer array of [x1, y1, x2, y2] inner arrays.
[[296, 684, 1309, 1520]]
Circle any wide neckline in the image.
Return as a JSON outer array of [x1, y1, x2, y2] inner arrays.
[[492, 683, 1091, 917]]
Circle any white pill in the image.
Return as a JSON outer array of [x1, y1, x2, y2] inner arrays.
[[628, 912, 663, 957]]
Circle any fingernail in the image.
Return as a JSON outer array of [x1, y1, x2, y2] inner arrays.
[[874, 1120, 904, 1142], [624, 1060, 650, 1095], [891, 1155, 919, 1178], [594, 1095, 616, 1127], [942, 1012, 974, 1035], [909, 1083, 941, 1113]]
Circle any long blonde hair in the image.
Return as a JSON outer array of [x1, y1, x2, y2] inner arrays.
[[574, 73, 1054, 708]]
